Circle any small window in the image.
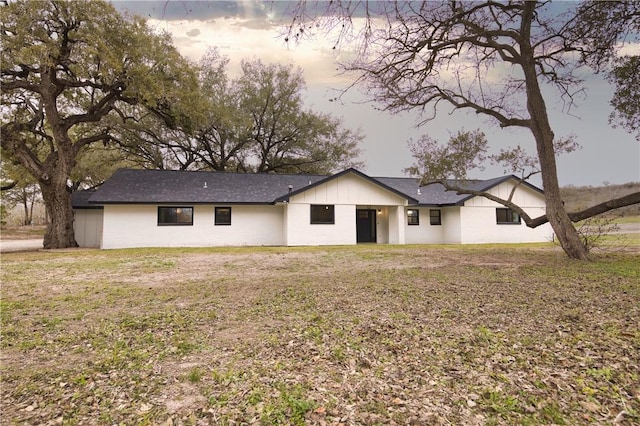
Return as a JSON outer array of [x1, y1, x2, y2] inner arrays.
[[310, 205, 335, 224], [429, 209, 442, 225], [407, 209, 420, 225], [496, 208, 521, 224], [215, 207, 231, 225], [158, 206, 193, 226]]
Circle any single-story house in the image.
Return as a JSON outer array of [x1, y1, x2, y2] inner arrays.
[[71, 168, 553, 249]]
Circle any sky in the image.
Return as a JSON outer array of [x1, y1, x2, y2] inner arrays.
[[112, 0, 640, 187]]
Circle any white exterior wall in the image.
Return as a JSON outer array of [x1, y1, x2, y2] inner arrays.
[[388, 206, 405, 244], [101, 204, 284, 249], [441, 207, 462, 243], [459, 181, 553, 243], [376, 208, 389, 244], [93, 173, 552, 249], [285, 203, 356, 246], [458, 205, 551, 243], [404, 207, 446, 244], [286, 173, 408, 246], [74, 209, 103, 248]]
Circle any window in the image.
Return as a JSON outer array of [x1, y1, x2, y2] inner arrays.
[[215, 207, 232, 225], [407, 209, 420, 225], [310, 204, 335, 224], [429, 209, 442, 225], [158, 206, 193, 226], [496, 208, 521, 224]]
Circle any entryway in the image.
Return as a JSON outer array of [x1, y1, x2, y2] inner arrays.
[[356, 209, 377, 243]]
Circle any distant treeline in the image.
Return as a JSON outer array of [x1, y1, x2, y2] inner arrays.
[[561, 182, 640, 217]]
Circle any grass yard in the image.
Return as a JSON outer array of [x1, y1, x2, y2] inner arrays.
[[1, 242, 639, 425]]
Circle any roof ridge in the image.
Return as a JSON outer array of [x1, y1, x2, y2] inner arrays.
[[117, 168, 331, 178]]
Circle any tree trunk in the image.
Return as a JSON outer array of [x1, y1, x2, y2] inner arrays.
[[21, 190, 31, 226], [29, 197, 35, 226], [521, 2, 589, 260], [540, 168, 589, 260], [39, 175, 77, 249]]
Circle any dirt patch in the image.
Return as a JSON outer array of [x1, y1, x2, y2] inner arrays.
[[1, 245, 639, 425]]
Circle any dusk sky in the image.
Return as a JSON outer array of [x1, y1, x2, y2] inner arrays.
[[112, 0, 640, 187]]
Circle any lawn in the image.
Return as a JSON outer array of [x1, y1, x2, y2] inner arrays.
[[1, 243, 638, 425]]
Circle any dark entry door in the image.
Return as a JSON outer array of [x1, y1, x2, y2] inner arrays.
[[356, 209, 377, 243]]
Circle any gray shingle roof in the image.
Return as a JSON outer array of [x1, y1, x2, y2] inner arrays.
[[87, 169, 328, 204], [376, 175, 519, 206], [71, 190, 102, 209], [81, 168, 541, 206]]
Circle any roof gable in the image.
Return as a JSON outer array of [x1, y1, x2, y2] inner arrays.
[[275, 168, 419, 204]]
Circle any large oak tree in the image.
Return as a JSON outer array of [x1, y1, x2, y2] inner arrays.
[[236, 58, 364, 174], [1, 0, 199, 248], [285, 0, 640, 260], [120, 50, 364, 174]]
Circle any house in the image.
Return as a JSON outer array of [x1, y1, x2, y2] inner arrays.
[[71, 168, 554, 249]]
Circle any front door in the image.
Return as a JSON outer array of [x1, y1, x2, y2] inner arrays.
[[356, 209, 377, 243]]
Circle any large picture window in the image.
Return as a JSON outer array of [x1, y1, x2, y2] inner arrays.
[[310, 205, 335, 224], [496, 208, 521, 224], [407, 209, 420, 225], [158, 206, 193, 226], [215, 207, 232, 225], [429, 209, 442, 225]]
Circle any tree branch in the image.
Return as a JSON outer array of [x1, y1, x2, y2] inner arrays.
[[430, 183, 640, 230], [529, 191, 640, 228], [1, 181, 18, 191], [433, 179, 535, 224]]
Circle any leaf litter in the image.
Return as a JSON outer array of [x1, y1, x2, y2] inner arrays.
[[1, 245, 638, 425]]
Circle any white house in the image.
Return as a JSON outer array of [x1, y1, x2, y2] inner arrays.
[[71, 168, 553, 249]]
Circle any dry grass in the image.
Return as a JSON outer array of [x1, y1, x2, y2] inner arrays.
[[0, 225, 46, 240], [561, 182, 640, 217], [1, 243, 639, 425]]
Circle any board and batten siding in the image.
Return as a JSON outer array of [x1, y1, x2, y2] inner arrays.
[[285, 173, 408, 246], [100, 204, 285, 249], [459, 181, 553, 243], [289, 173, 408, 206]]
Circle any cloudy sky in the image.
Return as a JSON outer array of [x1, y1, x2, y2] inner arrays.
[[112, 0, 639, 186]]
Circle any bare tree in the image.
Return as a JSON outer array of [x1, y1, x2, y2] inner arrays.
[[284, 0, 640, 260]]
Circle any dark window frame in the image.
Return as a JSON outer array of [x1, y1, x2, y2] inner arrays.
[[429, 209, 442, 226], [496, 208, 521, 224], [407, 209, 420, 225], [157, 206, 193, 226], [310, 204, 335, 224], [215, 206, 232, 226]]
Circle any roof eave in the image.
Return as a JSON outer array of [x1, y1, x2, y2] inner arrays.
[[89, 201, 277, 206]]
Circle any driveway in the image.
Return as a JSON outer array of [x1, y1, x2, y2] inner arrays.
[[0, 239, 44, 253]]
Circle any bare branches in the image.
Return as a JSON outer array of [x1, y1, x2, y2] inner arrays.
[[283, 1, 636, 259], [431, 177, 535, 225], [427, 179, 640, 230], [529, 192, 640, 228]]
